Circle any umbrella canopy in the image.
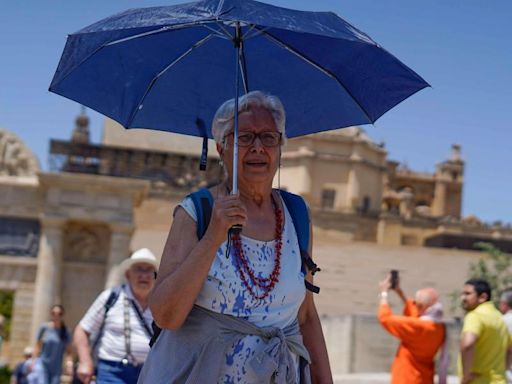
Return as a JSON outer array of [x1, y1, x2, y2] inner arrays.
[[49, 0, 428, 140]]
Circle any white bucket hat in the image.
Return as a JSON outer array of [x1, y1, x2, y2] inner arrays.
[[23, 346, 34, 357], [121, 248, 158, 273]]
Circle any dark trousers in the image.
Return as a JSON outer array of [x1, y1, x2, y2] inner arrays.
[[96, 359, 142, 384]]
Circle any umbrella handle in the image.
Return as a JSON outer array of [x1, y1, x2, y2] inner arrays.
[[230, 224, 243, 235]]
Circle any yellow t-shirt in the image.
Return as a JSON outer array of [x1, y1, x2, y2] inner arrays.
[[459, 301, 512, 384]]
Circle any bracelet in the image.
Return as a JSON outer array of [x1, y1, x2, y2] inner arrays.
[[380, 291, 388, 299]]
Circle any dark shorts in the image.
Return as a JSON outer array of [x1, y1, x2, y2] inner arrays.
[[96, 359, 142, 384]]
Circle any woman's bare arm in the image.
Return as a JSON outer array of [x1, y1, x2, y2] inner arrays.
[[299, 289, 332, 384], [149, 194, 246, 330], [298, 212, 332, 383]]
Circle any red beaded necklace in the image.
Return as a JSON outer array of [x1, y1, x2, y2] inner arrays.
[[231, 194, 283, 300]]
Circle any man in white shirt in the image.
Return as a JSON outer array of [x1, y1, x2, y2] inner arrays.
[[500, 288, 512, 384], [74, 248, 158, 384]]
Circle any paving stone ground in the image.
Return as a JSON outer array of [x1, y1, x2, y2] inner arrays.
[[333, 373, 460, 383]]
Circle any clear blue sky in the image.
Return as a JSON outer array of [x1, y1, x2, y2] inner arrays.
[[1, 1, 511, 223]]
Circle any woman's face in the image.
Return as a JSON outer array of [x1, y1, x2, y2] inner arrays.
[[219, 106, 281, 186], [126, 263, 156, 298], [50, 306, 63, 321]]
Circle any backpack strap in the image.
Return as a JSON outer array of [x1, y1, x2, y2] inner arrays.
[[104, 285, 122, 312], [91, 285, 122, 351], [187, 188, 214, 240], [279, 190, 321, 294]]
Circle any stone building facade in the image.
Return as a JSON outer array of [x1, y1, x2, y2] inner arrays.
[[0, 126, 148, 365]]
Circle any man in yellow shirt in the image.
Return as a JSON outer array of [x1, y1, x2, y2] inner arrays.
[[460, 278, 512, 384]]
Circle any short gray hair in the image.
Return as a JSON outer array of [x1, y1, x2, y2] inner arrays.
[[211, 91, 287, 145], [501, 288, 512, 308]]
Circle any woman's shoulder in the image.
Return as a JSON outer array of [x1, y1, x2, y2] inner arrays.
[[275, 189, 308, 208], [175, 186, 221, 222], [176, 196, 197, 221], [40, 321, 53, 330], [36, 322, 52, 339]]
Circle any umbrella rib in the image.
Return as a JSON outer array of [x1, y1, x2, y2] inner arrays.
[[126, 33, 216, 128], [244, 26, 270, 40], [242, 24, 257, 38], [202, 24, 231, 40], [215, 0, 226, 15], [214, 21, 235, 40], [104, 19, 219, 47], [52, 20, 221, 88], [258, 28, 374, 124]]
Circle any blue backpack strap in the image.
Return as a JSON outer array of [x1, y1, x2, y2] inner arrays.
[[279, 190, 321, 294], [279, 190, 309, 254], [187, 188, 214, 240]]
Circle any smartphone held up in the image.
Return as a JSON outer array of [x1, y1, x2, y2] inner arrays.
[[390, 270, 399, 290]]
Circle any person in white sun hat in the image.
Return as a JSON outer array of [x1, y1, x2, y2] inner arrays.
[[73, 248, 158, 384]]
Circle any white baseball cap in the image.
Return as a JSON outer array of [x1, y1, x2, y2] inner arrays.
[[120, 248, 158, 272]]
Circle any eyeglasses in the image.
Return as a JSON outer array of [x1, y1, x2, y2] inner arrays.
[[132, 265, 155, 274], [225, 131, 282, 147]]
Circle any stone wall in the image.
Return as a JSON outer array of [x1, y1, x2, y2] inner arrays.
[[312, 239, 481, 317]]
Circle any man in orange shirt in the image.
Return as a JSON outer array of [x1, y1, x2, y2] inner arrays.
[[378, 274, 447, 384]]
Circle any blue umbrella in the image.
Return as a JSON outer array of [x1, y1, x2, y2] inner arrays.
[[50, 0, 428, 193]]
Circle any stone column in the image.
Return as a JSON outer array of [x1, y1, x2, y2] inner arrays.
[[432, 181, 447, 216], [104, 224, 133, 289], [346, 167, 360, 211], [298, 155, 313, 202], [399, 187, 414, 219], [31, 218, 64, 340]]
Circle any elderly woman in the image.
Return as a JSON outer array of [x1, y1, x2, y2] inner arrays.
[[378, 274, 447, 384], [138, 91, 332, 383]]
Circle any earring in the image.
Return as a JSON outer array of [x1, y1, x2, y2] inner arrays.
[[219, 159, 224, 167]]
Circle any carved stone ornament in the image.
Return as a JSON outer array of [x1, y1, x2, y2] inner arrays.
[[0, 129, 40, 176], [63, 223, 110, 264]]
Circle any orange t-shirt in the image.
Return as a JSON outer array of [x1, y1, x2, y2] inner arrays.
[[378, 299, 445, 384]]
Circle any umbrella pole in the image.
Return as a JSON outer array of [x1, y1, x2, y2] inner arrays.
[[232, 22, 241, 196], [230, 22, 243, 234]]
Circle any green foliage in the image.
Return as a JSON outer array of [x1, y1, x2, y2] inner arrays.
[[0, 291, 14, 341], [448, 242, 512, 316], [448, 290, 462, 317], [469, 242, 512, 306], [0, 365, 11, 384]]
